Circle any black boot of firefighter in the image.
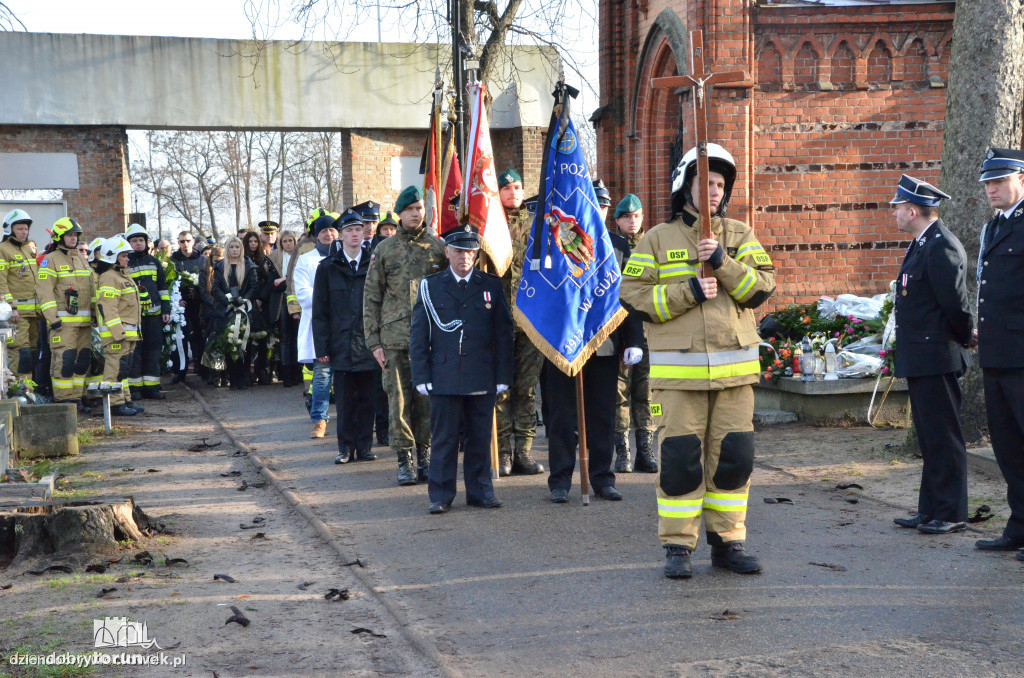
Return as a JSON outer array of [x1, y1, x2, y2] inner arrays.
[[633, 429, 658, 473], [711, 541, 762, 574], [664, 545, 693, 579]]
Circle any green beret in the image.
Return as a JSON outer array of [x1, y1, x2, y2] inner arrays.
[[614, 193, 643, 219], [394, 185, 423, 214], [498, 169, 522, 188]]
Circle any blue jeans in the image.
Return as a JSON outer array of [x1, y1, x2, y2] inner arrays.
[[310, 362, 333, 424]]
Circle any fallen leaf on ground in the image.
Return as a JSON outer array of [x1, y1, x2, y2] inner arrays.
[[351, 627, 386, 638], [968, 505, 993, 523], [25, 564, 73, 576], [763, 497, 793, 505], [252, 517, 265, 524], [97, 587, 117, 598], [342, 559, 365, 568], [188, 438, 222, 452], [324, 588, 350, 601], [220, 471, 241, 477], [164, 557, 189, 567], [114, 573, 145, 583], [237, 481, 248, 492], [85, 564, 107, 573], [213, 573, 237, 583], [132, 551, 154, 566], [236, 594, 250, 599], [809, 561, 848, 572], [225, 606, 250, 627], [250, 532, 268, 540], [835, 483, 864, 490], [710, 610, 739, 621], [146, 468, 160, 473], [0, 584, 11, 590], [297, 581, 315, 590]]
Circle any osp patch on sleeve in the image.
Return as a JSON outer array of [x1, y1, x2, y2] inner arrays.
[[650, 403, 663, 417], [623, 262, 645, 277]]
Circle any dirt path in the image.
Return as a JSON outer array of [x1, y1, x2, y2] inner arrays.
[[0, 387, 435, 678]]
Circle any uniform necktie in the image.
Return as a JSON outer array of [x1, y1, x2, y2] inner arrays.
[[458, 279, 468, 292], [349, 259, 357, 271]]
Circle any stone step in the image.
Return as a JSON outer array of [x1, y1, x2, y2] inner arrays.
[[753, 409, 799, 426]]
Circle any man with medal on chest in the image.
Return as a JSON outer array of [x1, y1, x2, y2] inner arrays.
[[890, 174, 974, 535], [409, 225, 514, 514]]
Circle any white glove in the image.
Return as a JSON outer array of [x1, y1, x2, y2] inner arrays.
[[496, 384, 509, 394], [416, 383, 432, 396], [623, 347, 643, 366]]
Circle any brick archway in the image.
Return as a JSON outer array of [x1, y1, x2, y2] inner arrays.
[[635, 37, 684, 221]]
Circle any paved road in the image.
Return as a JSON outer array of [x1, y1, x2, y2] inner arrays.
[[202, 382, 1024, 677]]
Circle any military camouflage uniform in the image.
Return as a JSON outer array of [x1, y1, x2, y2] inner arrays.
[[495, 207, 545, 474], [363, 223, 447, 479], [615, 231, 655, 433]]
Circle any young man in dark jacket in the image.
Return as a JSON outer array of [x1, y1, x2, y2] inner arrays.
[[125, 223, 171, 400], [312, 210, 380, 465]]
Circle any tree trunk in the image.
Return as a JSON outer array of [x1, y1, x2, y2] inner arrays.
[[0, 498, 152, 569], [938, 0, 1024, 445]]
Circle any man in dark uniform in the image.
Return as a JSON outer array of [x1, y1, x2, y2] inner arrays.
[[312, 210, 380, 465], [543, 232, 645, 504], [888, 174, 974, 534], [975, 147, 1024, 555], [410, 227, 514, 514], [354, 200, 389, 442]]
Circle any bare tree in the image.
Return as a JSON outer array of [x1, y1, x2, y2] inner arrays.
[[935, 0, 1024, 445], [0, 2, 25, 31]]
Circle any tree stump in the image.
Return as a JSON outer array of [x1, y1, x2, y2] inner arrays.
[[0, 498, 152, 569]]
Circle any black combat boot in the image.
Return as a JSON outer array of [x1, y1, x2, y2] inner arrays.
[[397, 449, 417, 486], [613, 431, 632, 473], [416, 446, 431, 483], [664, 545, 693, 579], [355, 448, 377, 462], [633, 429, 658, 473], [511, 448, 544, 475], [710, 541, 762, 574], [111, 404, 138, 416], [77, 399, 92, 415], [498, 451, 513, 477]]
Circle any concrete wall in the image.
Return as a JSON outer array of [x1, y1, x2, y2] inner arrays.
[[0, 33, 558, 131]]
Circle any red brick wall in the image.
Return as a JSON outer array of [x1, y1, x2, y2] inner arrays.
[[597, 0, 956, 309], [0, 125, 130, 238]]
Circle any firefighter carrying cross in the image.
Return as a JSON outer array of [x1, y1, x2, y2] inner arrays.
[[652, 31, 748, 277]]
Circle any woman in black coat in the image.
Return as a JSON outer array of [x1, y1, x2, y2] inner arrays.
[[243, 230, 277, 384], [209, 237, 260, 389], [312, 234, 379, 464]]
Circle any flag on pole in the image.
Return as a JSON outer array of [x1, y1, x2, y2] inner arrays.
[[514, 85, 626, 376], [437, 135, 463, 239], [459, 81, 513, 276], [422, 85, 443, 234]]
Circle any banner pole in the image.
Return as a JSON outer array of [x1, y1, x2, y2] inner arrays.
[[491, 408, 500, 480], [575, 372, 590, 506]]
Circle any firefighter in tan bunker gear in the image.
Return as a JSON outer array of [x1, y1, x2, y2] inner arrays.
[[0, 209, 40, 379], [36, 218, 96, 412], [94, 236, 144, 416], [619, 143, 776, 579]]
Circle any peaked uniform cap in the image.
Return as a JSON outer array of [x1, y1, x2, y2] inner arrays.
[[979, 147, 1024, 182], [444, 225, 480, 250], [335, 209, 364, 230], [889, 174, 951, 207], [353, 200, 381, 221], [394, 186, 423, 214], [615, 193, 643, 219], [592, 180, 612, 207], [498, 169, 522, 188], [258, 220, 279, 233]]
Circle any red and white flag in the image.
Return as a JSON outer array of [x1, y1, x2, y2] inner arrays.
[[459, 81, 512, 276], [423, 92, 443, 233]]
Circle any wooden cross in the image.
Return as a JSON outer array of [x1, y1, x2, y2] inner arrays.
[[652, 30, 747, 276]]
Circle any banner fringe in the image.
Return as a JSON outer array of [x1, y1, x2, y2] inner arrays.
[[513, 304, 627, 378]]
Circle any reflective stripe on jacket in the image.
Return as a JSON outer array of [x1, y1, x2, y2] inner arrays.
[[619, 207, 775, 391]]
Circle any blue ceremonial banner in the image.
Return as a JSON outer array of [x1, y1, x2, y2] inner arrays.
[[514, 90, 626, 377]]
